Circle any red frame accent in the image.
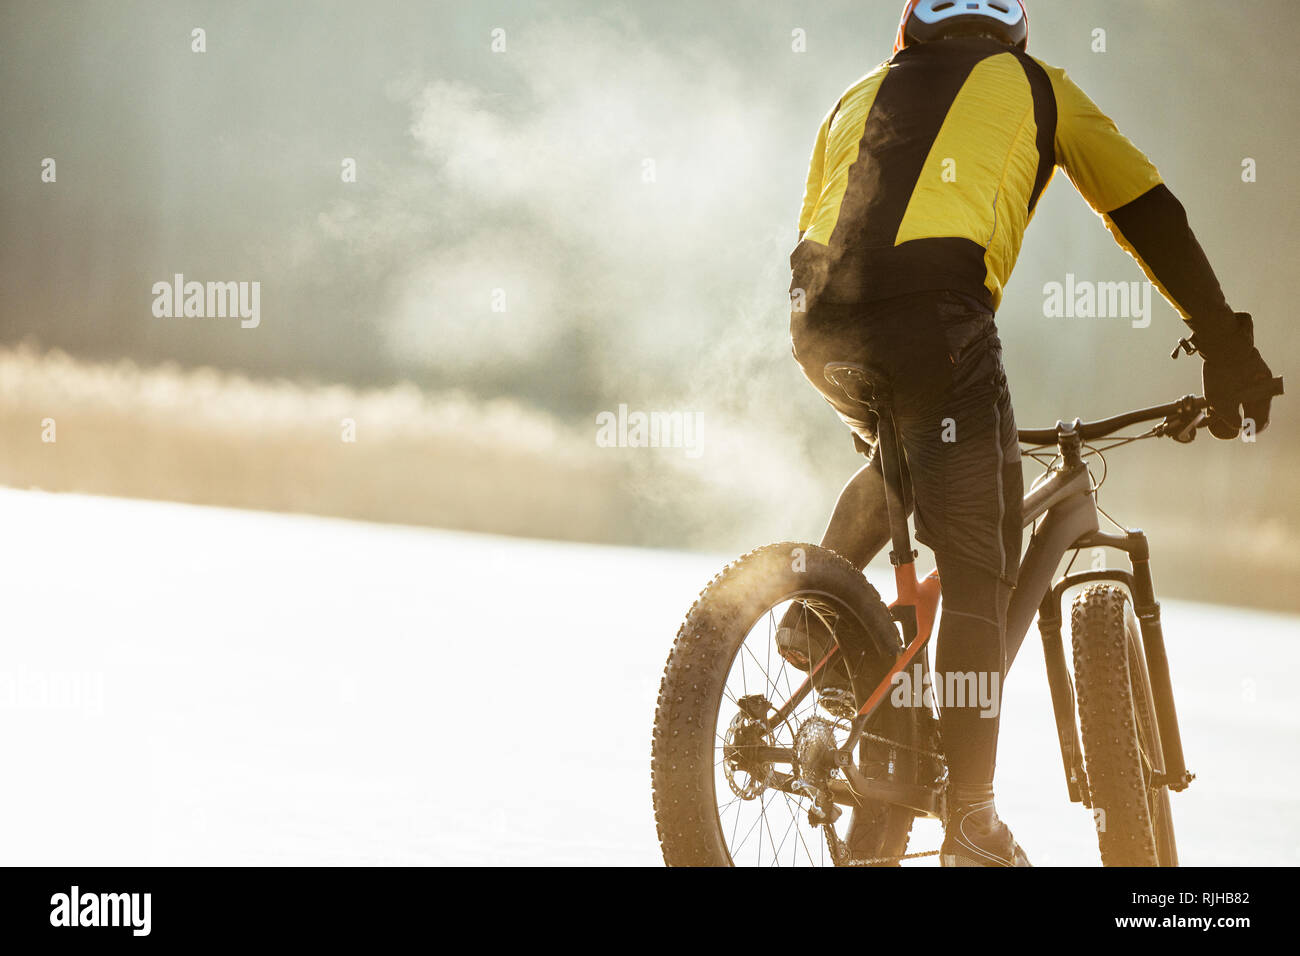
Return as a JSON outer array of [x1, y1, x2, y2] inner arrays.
[[770, 564, 942, 726], [855, 563, 941, 717]]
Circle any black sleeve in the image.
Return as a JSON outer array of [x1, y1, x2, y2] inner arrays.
[[1103, 184, 1238, 342]]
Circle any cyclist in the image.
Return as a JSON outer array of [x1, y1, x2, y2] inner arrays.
[[777, 0, 1276, 866]]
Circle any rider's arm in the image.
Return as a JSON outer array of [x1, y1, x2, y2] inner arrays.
[[797, 109, 832, 241], [1040, 63, 1244, 352]]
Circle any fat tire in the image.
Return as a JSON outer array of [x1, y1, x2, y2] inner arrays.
[[651, 542, 916, 867], [1071, 584, 1178, 867]]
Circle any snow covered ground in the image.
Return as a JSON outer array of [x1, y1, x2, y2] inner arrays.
[[1, 488, 1295, 866]]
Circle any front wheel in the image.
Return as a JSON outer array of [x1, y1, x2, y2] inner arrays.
[[1071, 584, 1178, 866], [651, 543, 926, 867]]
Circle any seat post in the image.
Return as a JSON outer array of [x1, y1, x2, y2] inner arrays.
[[869, 391, 917, 572], [821, 363, 921, 624], [870, 394, 921, 633]]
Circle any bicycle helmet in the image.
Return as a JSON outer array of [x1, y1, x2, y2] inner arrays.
[[895, 0, 1029, 55]]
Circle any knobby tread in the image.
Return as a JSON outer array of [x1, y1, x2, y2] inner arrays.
[[1070, 584, 1173, 867], [650, 542, 912, 867]]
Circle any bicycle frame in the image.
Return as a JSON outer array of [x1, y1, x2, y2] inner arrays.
[[827, 389, 1193, 819]]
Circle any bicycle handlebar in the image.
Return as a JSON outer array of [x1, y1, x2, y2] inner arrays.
[[1017, 377, 1284, 446]]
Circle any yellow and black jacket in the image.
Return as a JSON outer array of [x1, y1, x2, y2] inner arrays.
[[793, 36, 1234, 330]]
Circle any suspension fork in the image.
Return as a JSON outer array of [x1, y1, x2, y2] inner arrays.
[[1126, 534, 1194, 791], [1036, 589, 1088, 803], [1056, 531, 1195, 794]]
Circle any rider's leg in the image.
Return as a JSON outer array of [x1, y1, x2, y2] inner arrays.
[[884, 304, 1027, 865], [931, 554, 1009, 786], [777, 309, 920, 671], [930, 555, 1028, 866], [817, 452, 914, 570], [788, 291, 1029, 862], [773, 455, 912, 674]]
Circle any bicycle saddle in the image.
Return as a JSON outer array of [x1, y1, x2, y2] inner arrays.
[[823, 362, 892, 407]]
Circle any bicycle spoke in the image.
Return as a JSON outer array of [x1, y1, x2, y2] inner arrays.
[[709, 591, 875, 867], [769, 800, 797, 866], [730, 790, 744, 848], [779, 790, 819, 866], [732, 802, 766, 858], [716, 793, 743, 818], [765, 610, 773, 705], [758, 791, 784, 867]]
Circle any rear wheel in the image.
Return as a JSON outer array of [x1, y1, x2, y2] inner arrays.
[[651, 543, 929, 867], [1071, 584, 1178, 867]]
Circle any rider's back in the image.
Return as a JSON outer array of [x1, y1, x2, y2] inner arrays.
[[792, 36, 1205, 323]]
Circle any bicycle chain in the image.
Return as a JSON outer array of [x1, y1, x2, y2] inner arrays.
[[842, 849, 941, 865], [822, 821, 940, 866], [857, 729, 944, 762], [821, 729, 944, 866]]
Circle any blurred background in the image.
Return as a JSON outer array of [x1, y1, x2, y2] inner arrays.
[[3, 0, 1297, 609], [1, 0, 1297, 868]]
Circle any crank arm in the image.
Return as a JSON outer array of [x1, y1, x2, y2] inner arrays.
[[832, 768, 942, 817]]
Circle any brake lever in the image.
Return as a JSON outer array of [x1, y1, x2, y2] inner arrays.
[[1155, 408, 1207, 443], [1174, 409, 1208, 442]]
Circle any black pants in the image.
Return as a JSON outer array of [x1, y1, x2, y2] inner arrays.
[[791, 291, 1023, 785]]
